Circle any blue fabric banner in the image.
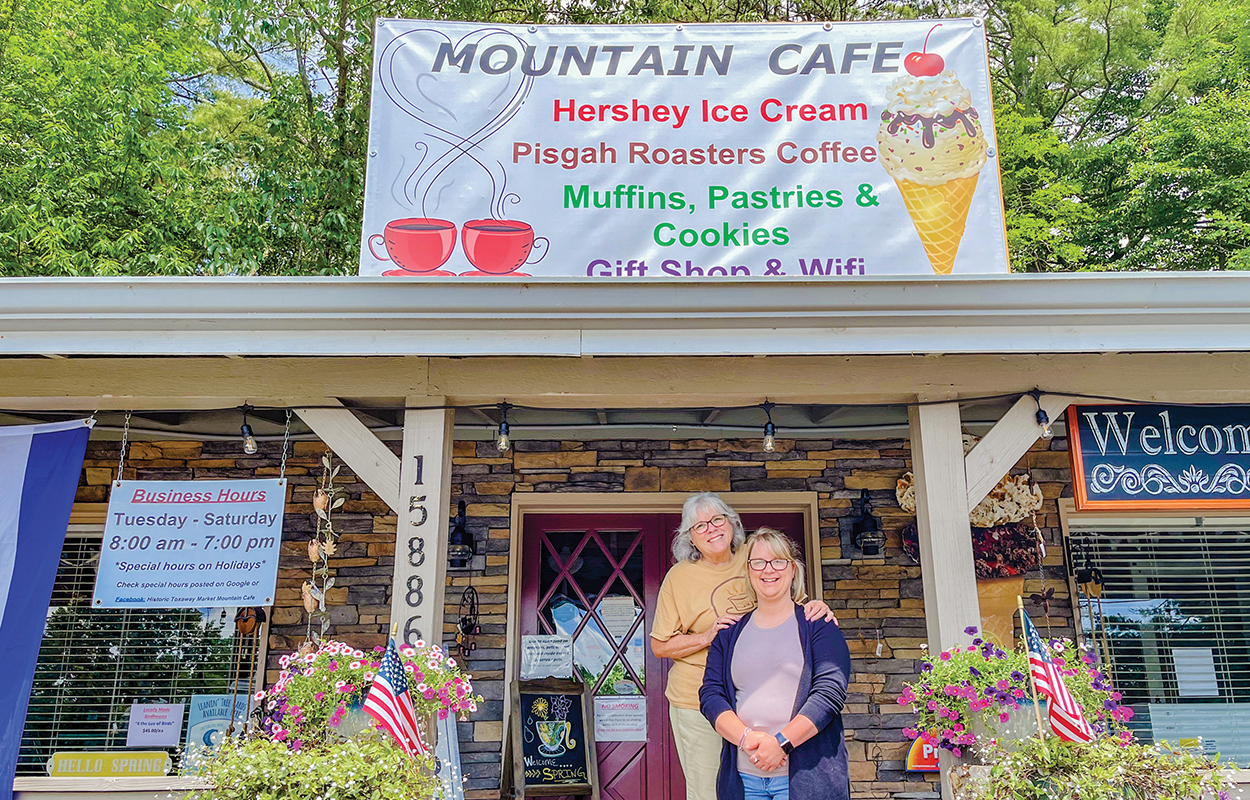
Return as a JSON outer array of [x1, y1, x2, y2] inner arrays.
[[0, 420, 92, 799]]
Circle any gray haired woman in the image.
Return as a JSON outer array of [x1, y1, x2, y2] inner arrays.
[[650, 492, 836, 800]]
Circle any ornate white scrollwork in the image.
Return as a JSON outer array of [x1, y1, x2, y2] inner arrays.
[[1089, 463, 1249, 495]]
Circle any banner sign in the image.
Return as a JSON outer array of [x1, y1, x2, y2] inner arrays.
[[361, 19, 1006, 279], [93, 479, 286, 608], [1068, 405, 1250, 511]]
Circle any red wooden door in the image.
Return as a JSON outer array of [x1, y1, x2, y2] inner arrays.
[[520, 511, 807, 800], [521, 513, 679, 800]]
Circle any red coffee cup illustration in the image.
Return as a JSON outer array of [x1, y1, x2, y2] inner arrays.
[[368, 218, 457, 276], [460, 219, 549, 276]]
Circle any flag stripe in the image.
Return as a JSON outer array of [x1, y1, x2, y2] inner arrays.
[[1023, 614, 1094, 743], [364, 638, 428, 757]]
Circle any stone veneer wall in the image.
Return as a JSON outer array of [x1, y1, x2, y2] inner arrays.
[[71, 434, 1078, 800]]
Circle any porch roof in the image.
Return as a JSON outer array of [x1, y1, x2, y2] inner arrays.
[[3, 272, 1249, 357]]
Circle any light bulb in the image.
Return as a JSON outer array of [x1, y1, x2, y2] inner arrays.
[[496, 421, 510, 453], [763, 421, 777, 453], [1036, 409, 1054, 441], [241, 423, 259, 454]]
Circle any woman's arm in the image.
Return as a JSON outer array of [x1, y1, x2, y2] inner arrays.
[[792, 619, 852, 735], [698, 627, 736, 730], [651, 612, 742, 659]]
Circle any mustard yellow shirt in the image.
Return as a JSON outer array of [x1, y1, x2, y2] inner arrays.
[[650, 548, 753, 709]]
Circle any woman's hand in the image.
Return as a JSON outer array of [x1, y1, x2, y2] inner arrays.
[[803, 599, 838, 625], [701, 612, 743, 646], [744, 733, 787, 771]]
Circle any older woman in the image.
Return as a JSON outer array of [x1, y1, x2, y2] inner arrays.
[[651, 493, 835, 800], [699, 528, 851, 800]]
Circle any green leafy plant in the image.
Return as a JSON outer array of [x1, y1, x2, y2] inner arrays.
[[957, 735, 1233, 800], [195, 734, 438, 800]]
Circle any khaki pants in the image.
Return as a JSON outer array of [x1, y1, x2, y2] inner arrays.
[[670, 704, 723, 800]]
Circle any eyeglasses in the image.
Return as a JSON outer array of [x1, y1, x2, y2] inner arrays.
[[686, 514, 728, 536], [747, 558, 793, 572]]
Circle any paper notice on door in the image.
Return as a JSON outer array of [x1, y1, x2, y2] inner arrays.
[[594, 696, 647, 742], [599, 596, 639, 642], [519, 635, 574, 680]]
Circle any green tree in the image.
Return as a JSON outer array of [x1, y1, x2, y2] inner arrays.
[[0, 0, 212, 274]]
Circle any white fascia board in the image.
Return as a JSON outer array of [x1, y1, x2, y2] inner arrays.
[[1, 273, 1249, 356]]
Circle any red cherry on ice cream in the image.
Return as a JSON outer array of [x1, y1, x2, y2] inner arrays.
[[905, 23, 945, 76]]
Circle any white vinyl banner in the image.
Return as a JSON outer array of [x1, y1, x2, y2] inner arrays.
[[361, 19, 1007, 279], [93, 479, 286, 608]]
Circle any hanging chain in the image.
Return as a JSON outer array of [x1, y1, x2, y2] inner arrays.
[[1029, 505, 1053, 637], [116, 411, 132, 481], [279, 409, 292, 479]]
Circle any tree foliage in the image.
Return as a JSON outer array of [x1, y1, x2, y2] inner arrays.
[[0, 0, 1247, 274]]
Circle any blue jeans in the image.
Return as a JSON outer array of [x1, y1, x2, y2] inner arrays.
[[741, 773, 789, 800]]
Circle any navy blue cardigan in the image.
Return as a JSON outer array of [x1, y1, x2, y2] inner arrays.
[[699, 605, 851, 800]]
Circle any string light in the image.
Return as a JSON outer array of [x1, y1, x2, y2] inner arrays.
[[761, 401, 777, 452], [240, 405, 259, 454], [496, 402, 512, 453], [1031, 391, 1054, 441]]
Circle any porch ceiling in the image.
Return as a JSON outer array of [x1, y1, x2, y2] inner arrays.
[[3, 272, 1250, 357]]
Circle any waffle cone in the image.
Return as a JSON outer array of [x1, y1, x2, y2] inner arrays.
[[894, 173, 980, 275]]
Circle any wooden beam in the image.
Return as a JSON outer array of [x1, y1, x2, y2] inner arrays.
[[389, 404, 455, 650], [295, 403, 402, 515], [964, 394, 1077, 508], [909, 402, 982, 799], [909, 402, 981, 648], [3, 352, 1250, 409]]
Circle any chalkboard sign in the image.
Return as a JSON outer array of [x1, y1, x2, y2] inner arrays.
[[510, 679, 598, 799]]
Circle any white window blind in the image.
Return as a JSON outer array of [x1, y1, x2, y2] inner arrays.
[[1070, 522, 1250, 764], [17, 524, 265, 775]]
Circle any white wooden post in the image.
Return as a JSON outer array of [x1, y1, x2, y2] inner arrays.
[[909, 402, 981, 798], [390, 404, 456, 650]]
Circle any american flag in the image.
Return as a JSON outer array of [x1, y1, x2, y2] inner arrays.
[[1022, 613, 1094, 743], [364, 638, 428, 756]]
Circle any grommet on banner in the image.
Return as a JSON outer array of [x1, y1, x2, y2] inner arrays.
[[823, 22, 832, 30]]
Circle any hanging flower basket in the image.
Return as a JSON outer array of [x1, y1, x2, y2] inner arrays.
[[188, 639, 484, 800]]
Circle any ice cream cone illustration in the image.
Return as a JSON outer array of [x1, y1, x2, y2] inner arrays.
[[877, 26, 988, 275]]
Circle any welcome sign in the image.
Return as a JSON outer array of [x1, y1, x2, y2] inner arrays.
[[361, 20, 1007, 279], [1068, 405, 1250, 511]]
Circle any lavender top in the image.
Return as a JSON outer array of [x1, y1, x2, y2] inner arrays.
[[731, 612, 802, 777]]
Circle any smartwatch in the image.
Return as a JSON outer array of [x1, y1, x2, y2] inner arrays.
[[774, 732, 794, 755]]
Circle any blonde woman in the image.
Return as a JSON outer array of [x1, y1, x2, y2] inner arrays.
[[699, 528, 851, 800], [651, 494, 836, 800]]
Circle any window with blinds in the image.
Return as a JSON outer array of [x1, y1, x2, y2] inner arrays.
[[1071, 517, 1250, 765], [17, 524, 264, 776]]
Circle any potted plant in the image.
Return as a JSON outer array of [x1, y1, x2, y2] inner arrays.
[[188, 638, 484, 800], [899, 628, 1232, 799]]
